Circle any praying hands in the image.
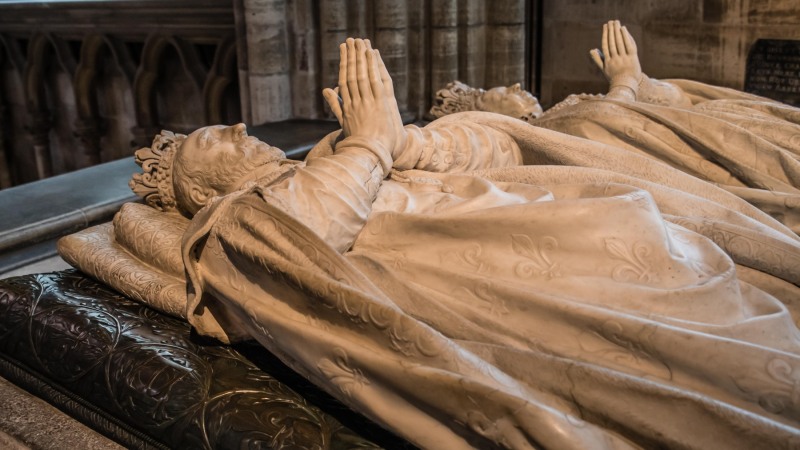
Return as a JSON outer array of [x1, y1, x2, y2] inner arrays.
[[590, 20, 643, 101], [322, 38, 407, 166]]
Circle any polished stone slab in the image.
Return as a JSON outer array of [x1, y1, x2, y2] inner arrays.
[[0, 158, 139, 255]]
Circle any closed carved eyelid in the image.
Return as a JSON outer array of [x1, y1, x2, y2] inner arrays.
[[199, 130, 222, 149], [197, 131, 210, 149]]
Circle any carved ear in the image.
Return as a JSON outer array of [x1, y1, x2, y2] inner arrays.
[[189, 186, 215, 208]]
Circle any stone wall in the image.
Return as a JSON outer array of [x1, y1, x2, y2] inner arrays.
[[0, 0, 533, 188], [7, 0, 799, 188], [236, 0, 532, 123], [540, 0, 800, 107]]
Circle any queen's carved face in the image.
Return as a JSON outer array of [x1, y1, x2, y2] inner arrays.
[[174, 123, 284, 215], [478, 84, 543, 122]]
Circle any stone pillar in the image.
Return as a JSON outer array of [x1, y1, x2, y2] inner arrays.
[[235, 0, 292, 124], [459, 0, 487, 87], [406, 0, 428, 118], [374, 1, 409, 115], [347, 0, 369, 37], [430, 0, 459, 100], [486, 0, 526, 88], [289, 0, 320, 118], [233, 0, 536, 121], [319, 0, 349, 98]]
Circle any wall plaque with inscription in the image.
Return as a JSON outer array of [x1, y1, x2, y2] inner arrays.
[[745, 39, 800, 106]]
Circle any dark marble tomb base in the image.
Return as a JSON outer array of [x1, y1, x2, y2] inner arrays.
[[0, 270, 414, 450]]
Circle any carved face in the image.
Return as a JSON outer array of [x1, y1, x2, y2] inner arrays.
[[174, 123, 283, 214], [479, 84, 543, 122], [182, 124, 271, 172]]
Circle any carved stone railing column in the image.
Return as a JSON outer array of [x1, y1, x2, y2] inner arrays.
[[204, 37, 240, 125], [73, 34, 135, 163], [0, 102, 11, 188], [132, 35, 207, 145], [24, 33, 77, 178], [27, 112, 53, 180], [0, 34, 29, 186], [73, 118, 106, 166]]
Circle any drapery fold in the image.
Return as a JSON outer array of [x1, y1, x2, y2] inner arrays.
[[59, 110, 800, 449], [182, 139, 800, 448], [534, 81, 800, 234]]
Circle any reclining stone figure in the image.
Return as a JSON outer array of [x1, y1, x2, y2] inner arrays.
[[430, 80, 545, 122], [430, 22, 691, 120], [60, 34, 800, 449], [432, 20, 800, 234]]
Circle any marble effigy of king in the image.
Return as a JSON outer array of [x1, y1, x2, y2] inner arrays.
[[57, 23, 800, 449]]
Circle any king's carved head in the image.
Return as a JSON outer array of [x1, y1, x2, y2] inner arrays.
[[129, 130, 184, 213], [130, 124, 287, 217]]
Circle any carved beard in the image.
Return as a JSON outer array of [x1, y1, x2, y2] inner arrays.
[[209, 138, 285, 193], [237, 137, 283, 170]]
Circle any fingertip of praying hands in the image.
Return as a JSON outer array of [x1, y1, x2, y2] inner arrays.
[[338, 38, 387, 105]]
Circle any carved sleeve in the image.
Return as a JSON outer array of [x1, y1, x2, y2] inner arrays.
[[607, 74, 693, 108], [637, 76, 693, 108], [393, 122, 523, 172], [257, 143, 387, 253]]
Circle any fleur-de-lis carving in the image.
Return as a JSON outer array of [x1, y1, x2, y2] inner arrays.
[[603, 238, 658, 283], [317, 348, 370, 399], [441, 244, 492, 274], [733, 358, 800, 415], [511, 234, 561, 279], [456, 281, 509, 316], [767, 359, 800, 407]]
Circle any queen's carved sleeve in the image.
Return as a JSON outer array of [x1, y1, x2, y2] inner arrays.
[[257, 143, 387, 253], [393, 122, 523, 172]]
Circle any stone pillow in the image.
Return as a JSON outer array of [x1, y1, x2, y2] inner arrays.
[[57, 202, 189, 318]]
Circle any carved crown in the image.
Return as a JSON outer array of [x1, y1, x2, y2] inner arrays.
[[429, 81, 483, 118], [129, 130, 187, 212]]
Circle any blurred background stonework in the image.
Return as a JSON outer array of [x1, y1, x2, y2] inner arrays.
[[0, 0, 798, 189], [541, 0, 800, 107]]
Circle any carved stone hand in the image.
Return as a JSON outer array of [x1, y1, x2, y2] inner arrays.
[[322, 38, 407, 161], [590, 20, 643, 100]]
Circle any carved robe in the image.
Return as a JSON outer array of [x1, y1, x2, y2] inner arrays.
[[181, 113, 800, 449], [535, 79, 800, 233]]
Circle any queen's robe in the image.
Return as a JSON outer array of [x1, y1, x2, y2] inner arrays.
[[534, 80, 800, 234]]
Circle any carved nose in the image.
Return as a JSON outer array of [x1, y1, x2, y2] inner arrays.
[[228, 123, 247, 140]]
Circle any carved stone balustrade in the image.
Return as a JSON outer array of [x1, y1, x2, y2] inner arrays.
[[0, 0, 240, 187]]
